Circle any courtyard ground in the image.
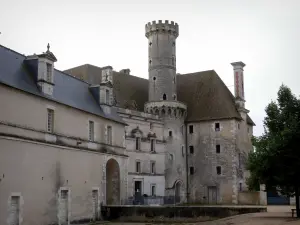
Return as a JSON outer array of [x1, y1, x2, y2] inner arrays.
[[95, 206, 300, 225]]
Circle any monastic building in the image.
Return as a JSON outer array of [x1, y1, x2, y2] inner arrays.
[[0, 20, 254, 225]]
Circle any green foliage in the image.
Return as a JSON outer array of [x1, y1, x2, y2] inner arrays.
[[247, 84, 300, 197]]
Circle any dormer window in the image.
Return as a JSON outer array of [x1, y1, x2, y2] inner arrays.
[[46, 63, 52, 82]]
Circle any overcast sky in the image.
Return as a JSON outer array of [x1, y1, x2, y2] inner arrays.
[[1, 0, 299, 136]]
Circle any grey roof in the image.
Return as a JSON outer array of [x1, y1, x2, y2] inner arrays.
[[0, 45, 126, 125], [65, 64, 255, 126]]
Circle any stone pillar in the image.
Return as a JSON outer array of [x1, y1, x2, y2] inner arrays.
[[259, 184, 267, 205]]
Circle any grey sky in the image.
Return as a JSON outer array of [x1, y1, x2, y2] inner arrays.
[[1, 0, 299, 136]]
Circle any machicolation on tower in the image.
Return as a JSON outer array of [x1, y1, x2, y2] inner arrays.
[[145, 20, 179, 38]]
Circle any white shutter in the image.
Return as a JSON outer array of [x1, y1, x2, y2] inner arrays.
[[10, 196, 20, 225], [60, 190, 69, 225], [92, 190, 99, 220]]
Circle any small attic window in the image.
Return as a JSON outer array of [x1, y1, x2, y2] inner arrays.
[[153, 77, 156, 81], [46, 63, 52, 82], [163, 94, 167, 100]]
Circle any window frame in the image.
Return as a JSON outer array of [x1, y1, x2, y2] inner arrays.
[[47, 108, 54, 133], [136, 161, 141, 173], [89, 120, 94, 141], [189, 125, 193, 134]]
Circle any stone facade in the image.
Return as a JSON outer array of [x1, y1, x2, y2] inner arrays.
[[0, 19, 255, 225], [65, 20, 254, 206]]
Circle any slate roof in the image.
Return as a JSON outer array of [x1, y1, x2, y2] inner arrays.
[[0, 45, 125, 125], [64, 64, 255, 126]]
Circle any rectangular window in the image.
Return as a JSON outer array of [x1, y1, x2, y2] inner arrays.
[[216, 166, 221, 175], [107, 126, 112, 145], [189, 125, 193, 134], [190, 167, 194, 175], [60, 189, 69, 224], [150, 161, 155, 174], [151, 185, 156, 196], [10, 196, 20, 225], [92, 189, 99, 220], [136, 161, 141, 173], [47, 108, 54, 133], [239, 183, 242, 191], [216, 144, 220, 153], [215, 123, 220, 131], [181, 146, 184, 157], [238, 123, 240, 129], [181, 125, 184, 135], [150, 139, 155, 152], [169, 130, 172, 137], [46, 63, 52, 82], [105, 89, 110, 104], [136, 137, 141, 150], [89, 121, 94, 141], [189, 146, 194, 154]]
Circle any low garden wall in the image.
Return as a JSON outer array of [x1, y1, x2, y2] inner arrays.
[[101, 205, 267, 222]]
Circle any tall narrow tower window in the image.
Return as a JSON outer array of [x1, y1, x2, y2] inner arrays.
[[163, 94, 167, 100], [172, 56, 175, 66]]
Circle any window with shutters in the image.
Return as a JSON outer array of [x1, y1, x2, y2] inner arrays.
[[107, 126, 112, 145], [46, 63, 52, 82], [9, 196, 20, 225], [47, 108, 54, 133], [89, 121, 94, 141], [59, 189, 69, 224], [92, 189, 99, 221]]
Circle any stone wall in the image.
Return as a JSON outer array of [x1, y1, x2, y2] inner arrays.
[[238, 192, 260, 205], [187, 119, 237, 204], [0, 137, 128, 225]]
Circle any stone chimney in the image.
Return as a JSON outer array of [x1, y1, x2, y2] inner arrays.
[[119, 69, 131, 75], [231, 61, 246, 109]]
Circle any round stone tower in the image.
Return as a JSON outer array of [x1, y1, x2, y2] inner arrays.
[[144, 20, 187, 202]]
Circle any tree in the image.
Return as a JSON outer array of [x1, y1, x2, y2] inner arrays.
[[247, 84, 300, 217]]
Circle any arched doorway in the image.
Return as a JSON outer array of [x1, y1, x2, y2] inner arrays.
[[175, 181, 182, 203], [106, 158, 120, 205]]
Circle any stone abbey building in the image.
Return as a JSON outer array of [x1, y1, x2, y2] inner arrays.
[[0, 20, 254, 225]]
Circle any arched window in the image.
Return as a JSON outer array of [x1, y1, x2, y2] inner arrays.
[[163, 94, 167, 100]]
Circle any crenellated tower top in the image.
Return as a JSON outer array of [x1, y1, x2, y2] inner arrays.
[[145, 20, 179, 38]]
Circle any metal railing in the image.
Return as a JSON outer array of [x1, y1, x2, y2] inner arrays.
[[125, 195, 183, 205]]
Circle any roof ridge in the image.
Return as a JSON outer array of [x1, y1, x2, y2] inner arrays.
[[0, 44, 26, 58], [113, 71, 147, 81], [58, 68, 90, 85], [179, 69, 215, 75]]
